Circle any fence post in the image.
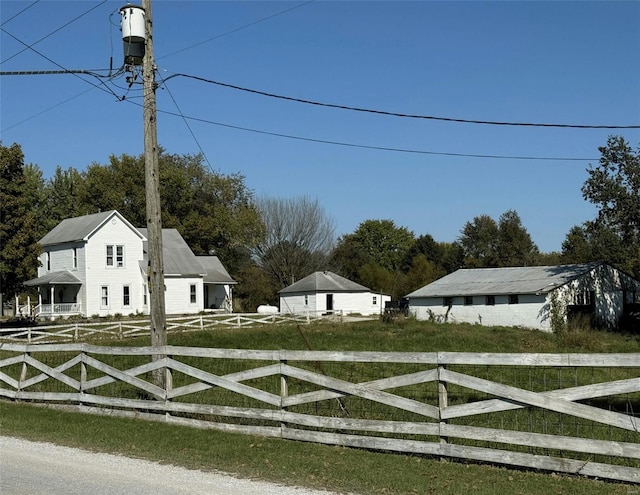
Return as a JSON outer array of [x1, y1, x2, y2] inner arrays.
[[165, 353, 173, 421], [437, 362, 449, 451], [200, 315, 204, 331], [19, 351, 29, 392], [280, 350, 288, 439], [74, 323, 79, 342]]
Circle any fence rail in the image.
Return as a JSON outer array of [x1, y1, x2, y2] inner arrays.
[[0, 312, 339, 344], [0, 344, 638, 483]]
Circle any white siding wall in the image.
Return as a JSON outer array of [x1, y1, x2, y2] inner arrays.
[[410, 294, 550, 331], [84, 217, 145, 317], [281, 292, 390, 316], [164, 277, 203, 315]]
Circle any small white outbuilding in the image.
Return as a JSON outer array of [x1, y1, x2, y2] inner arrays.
[[405, 262, 640, 331], [279, 271, 390, 316]]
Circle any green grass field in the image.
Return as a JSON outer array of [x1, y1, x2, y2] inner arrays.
[[2, 319, 639, 494]]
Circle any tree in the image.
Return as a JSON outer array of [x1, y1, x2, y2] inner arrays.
[[332, 220, 414, 276], [562, 137, 640, 278], [459, 211, 538, 268], [43, 166, 85, 235], [252, 196, 336, 289], [0, 143, 40, 310], [582, 136, 640, 246], [458, 214, 500, 267], [495, 210, 539, 266]]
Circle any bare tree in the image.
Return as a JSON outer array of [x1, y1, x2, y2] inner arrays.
[[253, 196, 336, 288]]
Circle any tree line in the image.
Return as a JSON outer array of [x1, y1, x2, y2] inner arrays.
[[1, 136, 638, 312]]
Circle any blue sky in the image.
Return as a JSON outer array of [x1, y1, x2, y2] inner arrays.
[[2, 1, 639, 253]]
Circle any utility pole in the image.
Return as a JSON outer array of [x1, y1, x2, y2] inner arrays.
[[141, 0, 167, 353]]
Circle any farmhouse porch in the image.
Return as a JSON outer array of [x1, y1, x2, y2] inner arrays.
[[24, 271, 82, 318]]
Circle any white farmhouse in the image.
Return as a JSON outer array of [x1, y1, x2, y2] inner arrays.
[[25, 210, 235, 318], [405, 262, 640, 331], [279, 271, 390, 316]]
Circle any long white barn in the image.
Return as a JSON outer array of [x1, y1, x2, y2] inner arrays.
[[25, 210, 235, 318], [406, 262, 640, 331]]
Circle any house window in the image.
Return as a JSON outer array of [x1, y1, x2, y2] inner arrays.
[[72, 248, 78, 269], [190, 284, 197, 304], [373, 296, 377, 305], [116, 246, 124, 267], [143, 284, 147, 306], [46, 252, 50, 271], [443, 297, 453, 307], [101, 286, 109, 308], [123, 285, 130, 307], [486, 295, 495, 306], [464, 296, 473, 306], [106, 245, 124, 267], [304, 295, 308, 306], [509, 294, 519, 305]]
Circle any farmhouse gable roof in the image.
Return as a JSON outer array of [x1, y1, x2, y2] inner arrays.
[[39, 210, 144, 246], [137, 228, 206, 277]]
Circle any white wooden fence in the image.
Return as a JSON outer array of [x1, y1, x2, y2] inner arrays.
[[0, 312, 339, 344], [0, 344, 638, 483]]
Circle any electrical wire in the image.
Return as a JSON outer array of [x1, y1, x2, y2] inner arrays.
[[1, 0, 108, 65], [0, 27, 122, 100], [157, 1, 314, 61], [156, 70, 214, 172], [0, 0, 40, 27], [145, 92, 598, 162], [167, 73, 640, 130]]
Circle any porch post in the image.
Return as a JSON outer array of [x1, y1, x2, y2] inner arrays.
[[50, 286, 55, 312]]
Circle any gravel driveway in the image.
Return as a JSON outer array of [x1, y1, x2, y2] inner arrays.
[[0, 436, 343, 495]]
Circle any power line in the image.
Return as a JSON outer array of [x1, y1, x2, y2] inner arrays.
[[1, 0, 107, 65], [148, 98, 598, 162], [0, 0, 40, 27], [0, 27, 121, 100], [156, 70, 214, 172], [157, 1, 314, 61], [167, 73, 640, 130]]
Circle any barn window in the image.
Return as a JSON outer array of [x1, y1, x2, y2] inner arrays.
[[190, 284, 197, 304], [373, 296, 377, 305], [509, 294, 519, 304], [443, 297, 453, 307], [464, 296, 473, 306], [485, 295, 495, 306], [143, 284, 147, 306], [304, 295, 308, 306], [574, 290, 594, 306]]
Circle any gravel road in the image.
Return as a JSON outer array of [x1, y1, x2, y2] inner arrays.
[[0, 436, 342, 495]]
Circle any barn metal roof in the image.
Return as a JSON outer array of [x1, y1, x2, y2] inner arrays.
[[405, 262, 604, 298], [278, 271, 370, 294], [39, 210, 144, 246]]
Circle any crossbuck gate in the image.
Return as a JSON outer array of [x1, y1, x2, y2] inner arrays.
[[1, 343, 638, 483]]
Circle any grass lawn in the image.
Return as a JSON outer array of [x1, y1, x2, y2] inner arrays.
[[2, 319, 639, 494]]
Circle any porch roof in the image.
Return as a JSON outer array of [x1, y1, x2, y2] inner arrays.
[[24, 271, 82, 286]]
